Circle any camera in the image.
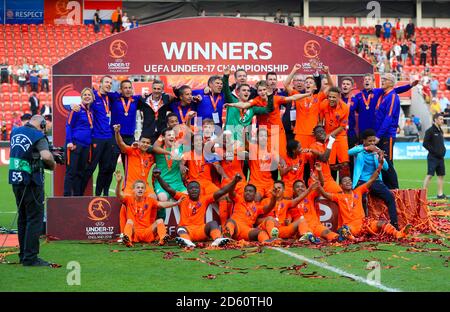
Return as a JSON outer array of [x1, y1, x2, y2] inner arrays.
[[49, 145, 65, 165]]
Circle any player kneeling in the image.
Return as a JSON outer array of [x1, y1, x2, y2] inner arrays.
[[154, 168, 241, 248], [115, 171, 181, 247]]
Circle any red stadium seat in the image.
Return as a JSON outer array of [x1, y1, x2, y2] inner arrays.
[[1, 83, 10, 93]]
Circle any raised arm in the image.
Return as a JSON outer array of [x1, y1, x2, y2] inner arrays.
[[322, 65, 334, 88], [317, 184, 334, 201], [222, 67, 235, 103], [114, 170, 124, 201], [113, 124, 128, 153], [212, 162, 230, 181], [213, 174, 242, 201], [262, 189, 277, 214], [279, 158, 290, 177], [365, 155, 384, 189], [283, 64, 302, 94], [153, 168, 177, 198], [285, 92, 311, 102], [292, 181, 319, 206]]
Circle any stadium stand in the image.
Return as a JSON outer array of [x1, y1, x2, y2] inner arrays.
[[0, 22, 449, 140]]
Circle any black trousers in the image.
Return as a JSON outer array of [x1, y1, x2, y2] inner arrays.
[[357, 180, 399, 228], [431, 55, 438, 66], [82, 137, 115, 196], [64, 145, 90, 196], [420, 53, 427, 65], [13, 184, 44, 265], [377, 137, 399, 189]]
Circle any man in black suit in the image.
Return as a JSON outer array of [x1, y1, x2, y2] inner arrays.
[[138, 79, 174, 144], [29, 92, 39, 116]]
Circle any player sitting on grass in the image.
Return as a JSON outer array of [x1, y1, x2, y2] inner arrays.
[[316, 158, 412, 241], [290, 178, 340, 242], [153, 168, 241, 248], [222, 184, 277, 243], [115, 170, 181, 247], [258, 180, 321, 244]]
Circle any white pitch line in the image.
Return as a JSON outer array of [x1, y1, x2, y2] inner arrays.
[[0, 212, 16, 214], [271, 247, 402, 292], [398, 179, 450, 184]]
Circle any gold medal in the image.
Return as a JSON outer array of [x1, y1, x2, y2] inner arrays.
[[366, 106, 370, 110], [107, 112, 111, 117], [125, 112, 128, 116]]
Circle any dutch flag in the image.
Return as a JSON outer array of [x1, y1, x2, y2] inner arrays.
[[83, 0, 122, 25]]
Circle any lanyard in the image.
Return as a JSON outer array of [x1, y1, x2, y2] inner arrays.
[[304, 94, 315, 109], [188, 201, 200, 216], [100, 94, 110, 116], [243, 201, 256, 218], [209, 94, 222, 112], [121, 97, 133, 116], [376, 89, 394, 110], [139, 152, 147, 177], [178, 106, 191, 124], [164, 147, 173, 169], [149, 96, 162, 119], [362, 92, 373, 110], [80, 104, 93, 128]]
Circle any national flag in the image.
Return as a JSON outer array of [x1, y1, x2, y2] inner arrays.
[[83, 0, 122, 24], [62, 90, 81, 111]]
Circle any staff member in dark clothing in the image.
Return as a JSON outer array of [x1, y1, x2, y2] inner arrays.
[[431, 41, 439, 66], [9, 115, 56, 266], [82, 76, 115, 196], [423, 113, 447, 199], [139, 79, 173, 144], [64, 88, 94, 196]]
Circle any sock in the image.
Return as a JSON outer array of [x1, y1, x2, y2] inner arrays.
[[367, 220, 380, 235], [124, 222, 133, 240], [224, 221, 235, 237], [156, 223, 167, 241], [219, 201, 230, 228], [382, 223, 404, 239], [257, 231, 269, 242], [264, 219, 276, 238], [322, 230, 339, 241], [180, 233, 191, 241], [297, 217, 309, 236], [210, 228, 221, 240]]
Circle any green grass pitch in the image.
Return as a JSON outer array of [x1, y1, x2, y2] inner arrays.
[[0, 160, 448, 292]]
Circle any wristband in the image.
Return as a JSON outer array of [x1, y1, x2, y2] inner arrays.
[[326, 136, 336, 149]]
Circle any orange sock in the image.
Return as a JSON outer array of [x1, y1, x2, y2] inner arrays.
[[180, 233, 191, 240], [156, 223, 167, 240], [382, 223, 404, 239], [124, 222, 133, 240], [257, 231, 269, 242], [219, 200, 230, 228], [224, 221, 235, 237], [264, 219, 276, 238], [210, 228, 221, 240], [322, 230, 339, 241], [297, 217, 309, 236]]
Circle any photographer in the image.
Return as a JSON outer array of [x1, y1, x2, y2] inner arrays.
[[9, 115, 57, 267]]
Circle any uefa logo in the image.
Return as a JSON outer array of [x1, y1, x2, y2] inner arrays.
[[87, 198, 112, 221], [109, 40, 128, 59], [304, 40, 321, 58]]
